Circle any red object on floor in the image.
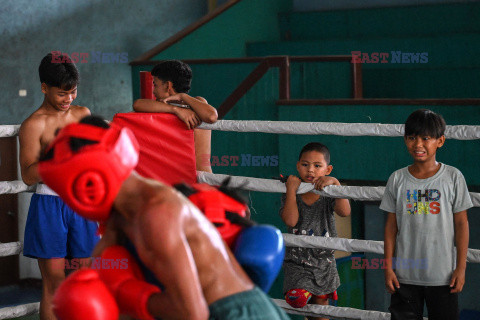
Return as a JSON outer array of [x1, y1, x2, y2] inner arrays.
[[112, 113, 196, 186], [285, 289, 312, 308], [140, 71, 155, 100], [317, 290, 338, 301]]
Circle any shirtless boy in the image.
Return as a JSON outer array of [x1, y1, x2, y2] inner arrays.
[[19, 52, 99, 320]]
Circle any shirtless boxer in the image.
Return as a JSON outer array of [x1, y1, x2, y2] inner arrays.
[[38, 116, 288, 320]]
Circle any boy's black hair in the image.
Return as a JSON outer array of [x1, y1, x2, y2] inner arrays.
[[70, 116, 110, 152], [151, 60, 192, 93], [39, 53, 79, 90], [404, 109, 446, 138], [40, 115, 109, 161], [298, 142, 331, 164]]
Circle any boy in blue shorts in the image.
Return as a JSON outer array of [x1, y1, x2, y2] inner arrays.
[[19, 52, 99, 320], [381, 109, 472, 320]]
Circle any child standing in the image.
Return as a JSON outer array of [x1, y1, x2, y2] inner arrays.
[[280, 142, 351, 320], [19, 52, 99, 320], [381, 109, 472, 320]]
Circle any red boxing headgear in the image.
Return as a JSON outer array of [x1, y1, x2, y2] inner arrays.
[[176, 183, 247, 247], [39, 122, 139, 222]]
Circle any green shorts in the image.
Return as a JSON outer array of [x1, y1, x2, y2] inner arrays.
[[209, 287, 290, 320]]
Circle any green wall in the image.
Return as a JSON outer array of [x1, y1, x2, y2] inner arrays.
[[150, 0, 291, 60], [1, 0, 208, 125], [249, 3, 480, 99], [281, 3, 480, 40], [131, 1, 480, 312]]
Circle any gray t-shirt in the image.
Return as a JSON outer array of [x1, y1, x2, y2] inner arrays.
[[380, 163, 473, 286], [280, 194, 340, 295]]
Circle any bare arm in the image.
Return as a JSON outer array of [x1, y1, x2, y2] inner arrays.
[[19, 106, 90, 186], [133, 99, 176, 114], [194, 129, 212, 173], [145, 199, 208, 320], [133, 99, 201, 130], [181, 95, 217, 124], [164, 94, 217, 124], [314, 176, 351, 217], [19, 118, 44, 185], [133, 96, 216, 123], [384, 212, 400, 293], [334, 198, 351, 217], [450, 210, 469, 293], [280, 176, 301, 227]]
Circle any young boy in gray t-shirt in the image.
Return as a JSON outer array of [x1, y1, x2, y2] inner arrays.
[[381, 109, 472, 320], [280, 142, 351, 320]]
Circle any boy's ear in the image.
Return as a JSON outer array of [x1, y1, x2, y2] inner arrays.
[[167, 81, 176, 94], [296, 161, 301, 172], [326, 165, 333, 175], [437, 135, 446, 148], [41, 83, 48, 94]]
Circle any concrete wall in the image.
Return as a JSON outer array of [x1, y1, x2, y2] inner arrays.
[[1, 0, 207, 279], [0, 0, 207, 125]]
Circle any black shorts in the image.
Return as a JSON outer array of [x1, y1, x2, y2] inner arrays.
[[389, 283, 458, 320]]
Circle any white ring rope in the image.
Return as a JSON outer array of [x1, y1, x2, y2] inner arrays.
[[0, 125, 20, 138], [0, 242, 22, 258], [283, 234, 480, 264], [3, 173, 480, 207], [198, 120, 480, 140], [273, 299, 411, 320], [0, 181, 34, 194], [3, 121, 480, 139], [0, 303, 39, 320], [197, 172, 480, 207]]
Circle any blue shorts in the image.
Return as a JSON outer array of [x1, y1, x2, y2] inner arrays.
[[23, 194, 100, 259]]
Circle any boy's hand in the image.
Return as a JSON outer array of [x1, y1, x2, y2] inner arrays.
[[449, 267, 466, 293], [162, 93, 185, 104], [285, 176, 301, 193], [174, 107, 201, 129], [384, 268, 400, 294], [313, 176, 340, 190]]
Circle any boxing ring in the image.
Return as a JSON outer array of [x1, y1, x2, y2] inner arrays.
[[1, 120, 480, 319]]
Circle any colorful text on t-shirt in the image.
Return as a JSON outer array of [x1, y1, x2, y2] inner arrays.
[[406, 189, 441, 215]]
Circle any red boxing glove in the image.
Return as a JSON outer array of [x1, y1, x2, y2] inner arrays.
[[97, 245, 161, 320], [53, 269, 119, 320]]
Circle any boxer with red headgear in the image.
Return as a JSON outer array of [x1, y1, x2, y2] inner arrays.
[[39, 116, 289, 320], [175, 180, 285, 293], [39, 120, 139, 221]]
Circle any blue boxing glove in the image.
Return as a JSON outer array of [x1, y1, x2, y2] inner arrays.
[[233, 225, 285, 292]]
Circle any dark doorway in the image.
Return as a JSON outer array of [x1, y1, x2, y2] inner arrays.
[[0, 137, 19, 285]]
